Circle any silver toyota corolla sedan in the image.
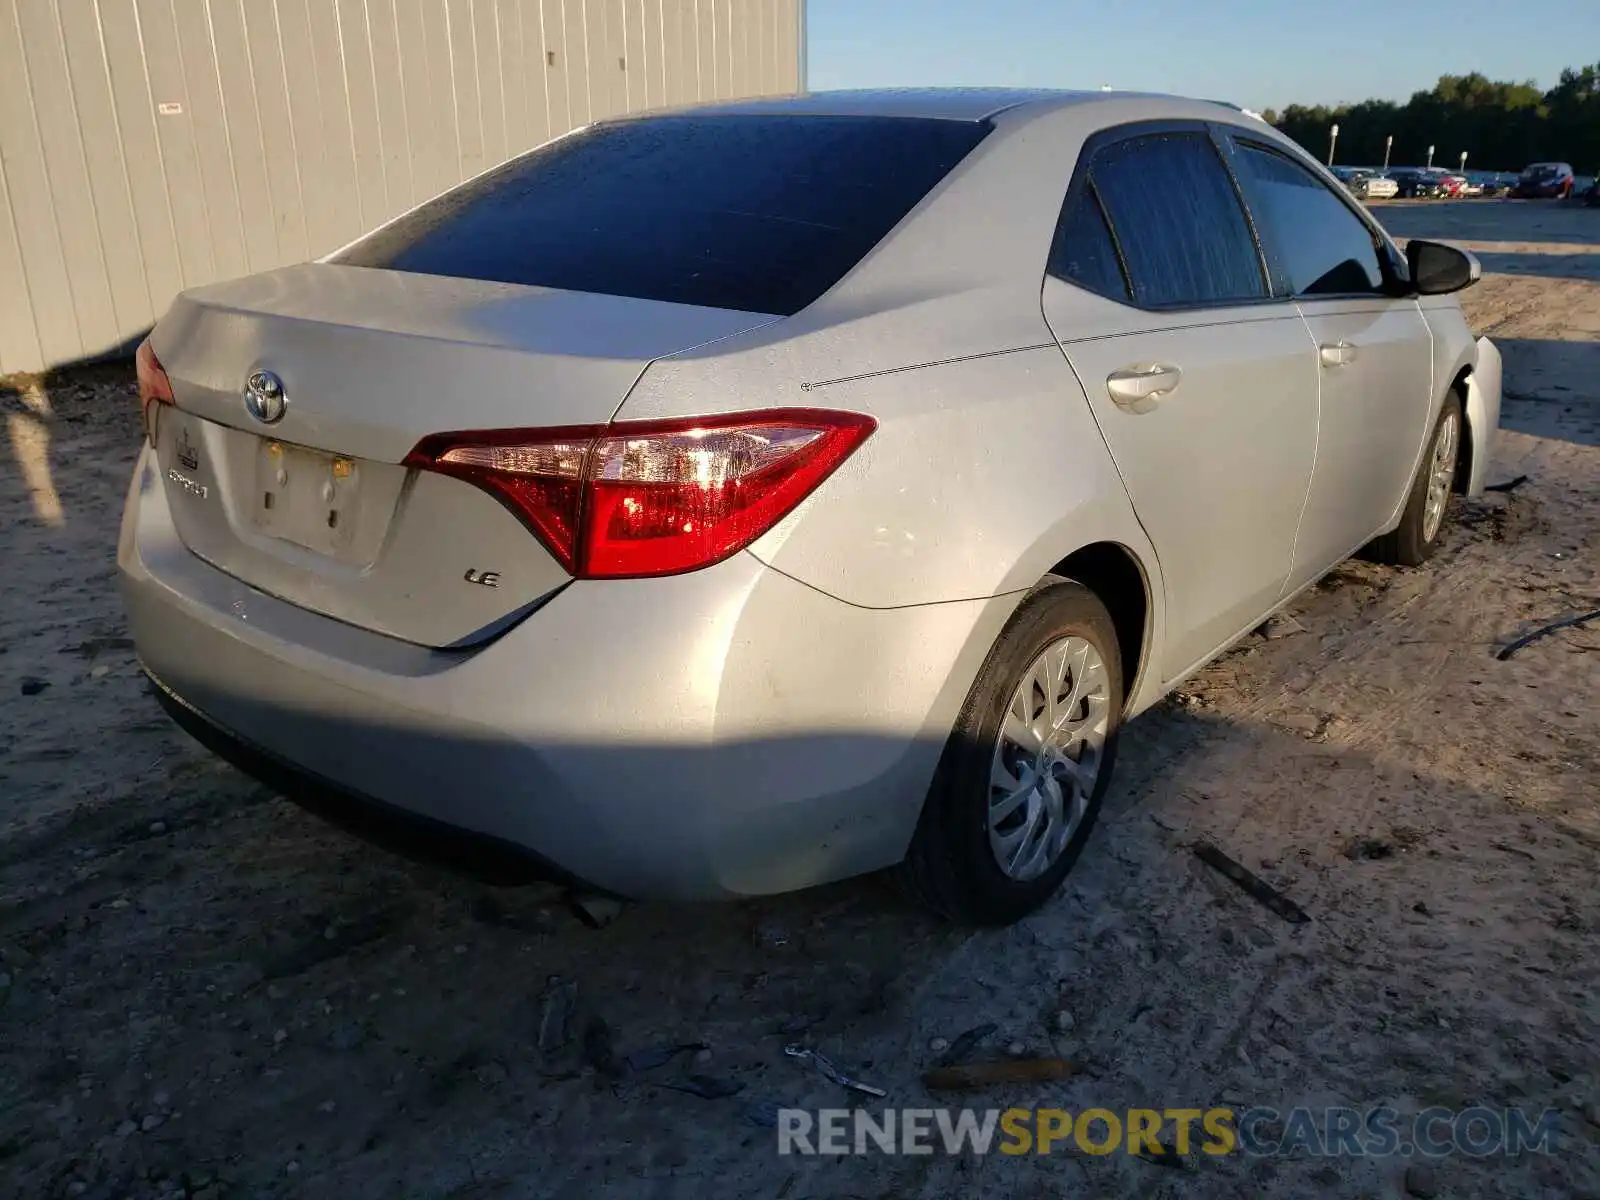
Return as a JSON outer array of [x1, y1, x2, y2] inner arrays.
[[120, 89, 1502, 925]]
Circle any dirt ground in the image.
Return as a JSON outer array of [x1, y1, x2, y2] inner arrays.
[[2, 200, 1597, 1200]]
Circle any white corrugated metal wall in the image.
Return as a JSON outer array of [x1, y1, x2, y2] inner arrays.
[[0, 0, 804, 376]]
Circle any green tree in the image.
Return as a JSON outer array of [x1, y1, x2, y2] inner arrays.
[[1270, 64, 1597, 173]]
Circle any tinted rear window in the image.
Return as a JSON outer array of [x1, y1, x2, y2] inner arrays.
[[331, 115, 990, 315]]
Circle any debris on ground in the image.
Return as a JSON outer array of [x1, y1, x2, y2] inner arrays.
[[1343, 838, 1395, 861], [1193, 843, 1312, 925], [537, 977, 579, 1055], [1484, 474, 1529, 493], [1495, 607, 1600, 660], [1258, 612, 1307, 640], [921, 1058, 1077, 1092], [784, 1044, 888, 1098], [661, 1075, 745, 1100], [935, 1023, 997, 1068], [535, 975, 616, 1077], [623, 1043, 708, 1073], [19, 677, 47, 695]]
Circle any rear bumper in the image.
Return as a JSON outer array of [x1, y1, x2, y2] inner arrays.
[[118, 447, 1014, 899], [147, 674, 586, 887]]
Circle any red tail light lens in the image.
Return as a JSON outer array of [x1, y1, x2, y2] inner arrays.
[[135, 339, 174, 445], [406, 409, 876, 578]]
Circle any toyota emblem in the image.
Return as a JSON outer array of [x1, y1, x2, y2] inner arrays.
[[244, 369, 287, 424]]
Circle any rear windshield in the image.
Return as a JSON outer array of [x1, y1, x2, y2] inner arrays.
[[331, 114, 990, 315]]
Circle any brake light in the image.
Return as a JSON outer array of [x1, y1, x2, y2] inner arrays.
[[406, 409, 876, 578], [135, 339, 174, 445]]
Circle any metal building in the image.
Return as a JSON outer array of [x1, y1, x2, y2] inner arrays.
[[0, 0, 805, 376]]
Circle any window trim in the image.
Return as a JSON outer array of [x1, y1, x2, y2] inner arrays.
[[1045, 118, 1279, 313], [1220, 129, 1411, 302]]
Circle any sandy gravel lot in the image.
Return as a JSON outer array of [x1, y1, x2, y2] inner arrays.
[[2, 200, 1597, 1200]]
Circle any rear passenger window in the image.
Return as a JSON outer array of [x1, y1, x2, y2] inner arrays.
[[1088, 133, 1266, 307], [1049, 187, 1130, 301], [1234, 143, 1386, 296]]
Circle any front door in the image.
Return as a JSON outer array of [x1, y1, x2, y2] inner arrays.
[[1224, 137, 1436, 588]]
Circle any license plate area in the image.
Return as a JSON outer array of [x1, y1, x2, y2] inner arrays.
[[253, 438, 362, 556]]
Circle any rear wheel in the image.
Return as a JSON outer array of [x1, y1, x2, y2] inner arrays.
[[1369, 394, 1462, 566], [898, 578, 1122, 926]]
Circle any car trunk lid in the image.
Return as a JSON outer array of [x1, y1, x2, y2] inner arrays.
[[149, 263, 774, 648]]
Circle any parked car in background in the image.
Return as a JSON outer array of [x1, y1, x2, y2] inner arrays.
[[1362, 173, 1399, 200], [1330, 165, 1365, 191], [1453, 175, 1482, 198], [1331, 166, 1397, 200], [1467, 171, 1513, 197], [1436, 173, 1466, 198], [1388, 168, 1446, 199], [1511, 162, 1575, 199], [120, 90, 1503, 925]]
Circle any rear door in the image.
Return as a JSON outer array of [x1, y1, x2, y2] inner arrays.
[[1224, 134, 1435, 589], [1041, 125, 1320, 683]]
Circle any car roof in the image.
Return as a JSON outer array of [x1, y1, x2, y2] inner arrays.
[[662, 87, 1256, 123]]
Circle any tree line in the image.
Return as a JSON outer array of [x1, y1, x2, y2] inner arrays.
[[1264, 63, 1600, 174]]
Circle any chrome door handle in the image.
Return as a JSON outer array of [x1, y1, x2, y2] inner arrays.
[[1319, 341, 1357, 368], [1106, 364, 1182, 413]]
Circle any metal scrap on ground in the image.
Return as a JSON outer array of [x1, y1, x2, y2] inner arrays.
[[1193, 843, 1312, 925], [783, 1044, 888, 1098]]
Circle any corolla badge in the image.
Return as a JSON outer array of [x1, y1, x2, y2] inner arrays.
[[243, 369, 287, 424]]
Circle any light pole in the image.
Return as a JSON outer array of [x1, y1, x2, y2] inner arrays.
[[1328, 123, 1340, 166], [1427, 144, 1435, 169], [1459, 151, 1468, 173], [1383, 135, 1393, 171]]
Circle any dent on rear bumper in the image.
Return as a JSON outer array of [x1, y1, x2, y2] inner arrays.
[[119, 447, 1015, 899]]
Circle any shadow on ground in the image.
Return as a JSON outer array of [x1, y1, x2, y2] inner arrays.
[[1492, 338, 1600, 448]]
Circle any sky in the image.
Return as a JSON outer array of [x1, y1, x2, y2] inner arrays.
[[806, 0, 1600, 113]]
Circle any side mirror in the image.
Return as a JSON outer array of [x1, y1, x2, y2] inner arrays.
[[1407, 239, 1480, 295]]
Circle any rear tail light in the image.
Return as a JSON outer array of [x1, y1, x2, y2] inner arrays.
[[406, 409, 876, 578], [136, 339, 174, 446]]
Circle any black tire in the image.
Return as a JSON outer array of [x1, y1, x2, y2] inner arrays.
[[897, 577, 1123, 926], [1369, 393, 1463, 566]]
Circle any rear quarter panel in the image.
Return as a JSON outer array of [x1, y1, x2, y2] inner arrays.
[[740, 344, 1156, 610]]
